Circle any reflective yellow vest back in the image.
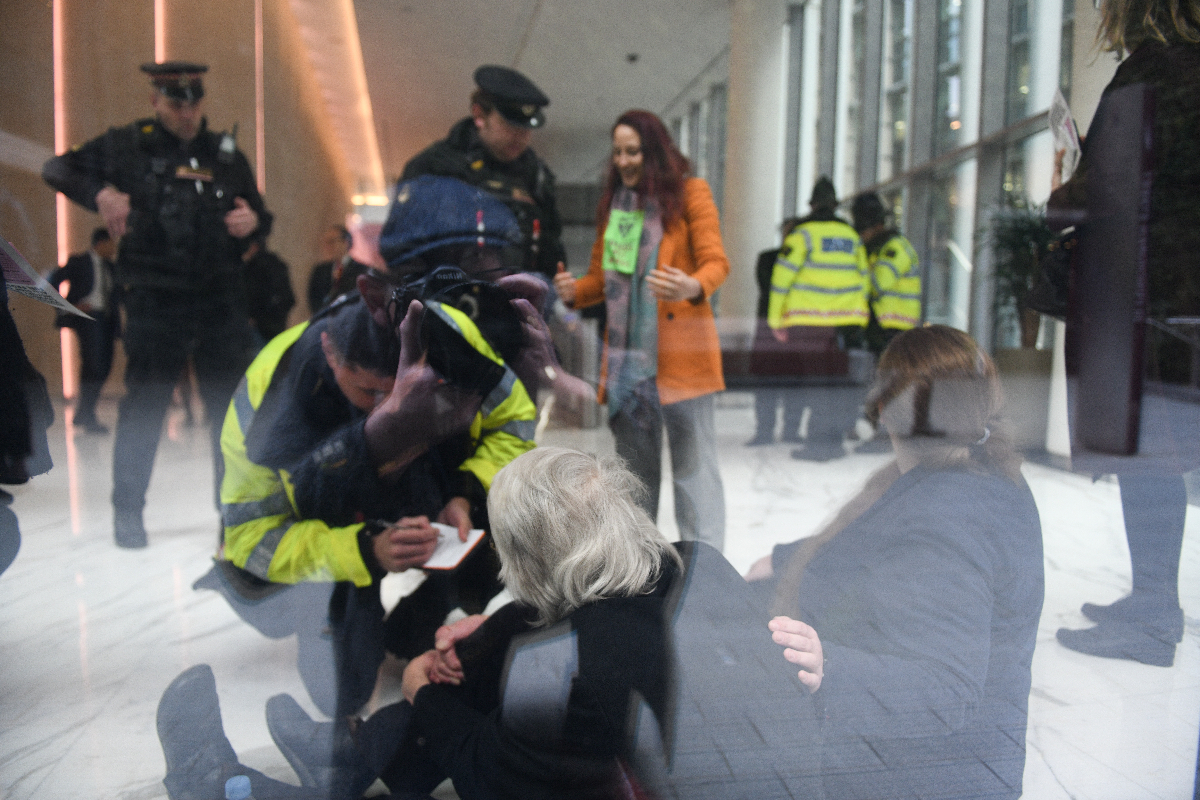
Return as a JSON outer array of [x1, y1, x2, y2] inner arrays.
[[768, 220, 869, 328], [870, 234, 922, 330]]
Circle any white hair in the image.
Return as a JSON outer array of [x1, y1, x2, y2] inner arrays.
[[487, 447, 682, 626]]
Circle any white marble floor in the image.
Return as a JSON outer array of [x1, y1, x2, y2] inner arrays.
[[2, 392, 1198, 799]]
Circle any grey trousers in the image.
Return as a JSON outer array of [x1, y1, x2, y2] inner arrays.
[[610, 383, 726, 552]]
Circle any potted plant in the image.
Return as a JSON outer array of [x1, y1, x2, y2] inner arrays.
[[989, 204, 1055, 348]]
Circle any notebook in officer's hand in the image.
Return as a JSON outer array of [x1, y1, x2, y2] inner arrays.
[[424, 523, 486, 570]]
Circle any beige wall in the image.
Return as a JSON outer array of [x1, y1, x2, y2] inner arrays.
[[1, 0, 351, 400]]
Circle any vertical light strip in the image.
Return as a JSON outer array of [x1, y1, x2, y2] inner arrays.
[[52, 0, 67, 263], [255, 0, 266, 192], [155, 0, 167, 61], [52, 0, 79, 409]]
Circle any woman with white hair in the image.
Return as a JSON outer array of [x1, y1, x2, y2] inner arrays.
[[396, 446, 683, 799]]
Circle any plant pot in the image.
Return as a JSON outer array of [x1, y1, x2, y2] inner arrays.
[[1019, 307, 1041, 349]]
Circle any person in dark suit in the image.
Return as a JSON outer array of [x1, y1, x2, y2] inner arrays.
[[47, 227, 120, 434], [306, 226, 369, 315]]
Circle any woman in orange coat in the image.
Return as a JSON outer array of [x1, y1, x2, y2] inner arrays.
[[555, 109, 729, 551]]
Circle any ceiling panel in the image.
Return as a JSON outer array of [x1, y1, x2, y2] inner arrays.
[[353, 0, 730, 185]]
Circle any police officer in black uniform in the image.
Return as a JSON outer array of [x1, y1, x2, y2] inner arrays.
[[401, 65, 565, 280], [43, 61, 272, 548]]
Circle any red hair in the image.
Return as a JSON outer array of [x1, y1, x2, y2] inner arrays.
[[597, 109, 692, 229]]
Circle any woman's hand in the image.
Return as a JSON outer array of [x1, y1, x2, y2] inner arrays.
[[401, 651, 437, 703], [647, 266, 702, 302], [769, 616, 824, 692], [744, 554, 774, 582], [437, 496, 472, 542], [553, 263, 577, 307], [429, 613, 489, 685]]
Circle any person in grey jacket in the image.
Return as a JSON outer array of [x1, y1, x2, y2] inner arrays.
[[749, 325, 1045, 800]]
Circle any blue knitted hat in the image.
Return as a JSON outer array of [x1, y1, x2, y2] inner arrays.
[[378, 175, 522, 273]]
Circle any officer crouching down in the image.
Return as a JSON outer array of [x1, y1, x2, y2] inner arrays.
[[203, 176, 539, 733]]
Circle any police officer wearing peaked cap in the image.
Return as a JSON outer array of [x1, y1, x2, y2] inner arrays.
[[472, 64, 550, 128], [43, 60, 272, 548], [401, 65, 566, 279]]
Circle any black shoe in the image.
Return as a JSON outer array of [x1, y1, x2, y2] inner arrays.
[[157, 665, 238, 800], [1081, 593, 1184, 643], [1056, 622, 1177, 667], [76, 418, 109, 435], [780, 431, 804, 444], [114, 509, 148, 548], [745, 432, 775, 447], [790, 443, 844, 463]]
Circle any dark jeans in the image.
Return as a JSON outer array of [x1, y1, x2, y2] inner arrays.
[[68, 313, 116, 423], [112, 293, 254, 513], [753, 388, 806, 440]]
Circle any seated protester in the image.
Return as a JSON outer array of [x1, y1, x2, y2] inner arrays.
[[204, 176, 538, 726], [748, 325, 1045, 800], [158, 448, 680, 800], [397, 447, 680, 800]]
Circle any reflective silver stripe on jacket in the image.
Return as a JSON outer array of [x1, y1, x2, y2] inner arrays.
[[222, 490, 293, 528], [488, 418, 536, 441], [423, 301, 525, 434], [244, 524, 290, 580], [481, 368, 518, 420], [232, 380, 254, 438], [788, 282, 868, 295]]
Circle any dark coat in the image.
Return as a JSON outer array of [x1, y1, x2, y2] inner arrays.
[[43, 117, 272, 299], [409, 561, 678, 800], [772, 465, 1044, 799], [244, 248, 295, 342], [1048, 39, 1200, 471], [401, 118, 565, 278], [1052, 39, 1200, 323]]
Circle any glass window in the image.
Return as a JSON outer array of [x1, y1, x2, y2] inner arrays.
[[934, 0, 964, 156], [687, 101, 703, 174], [1007, 0, 1066, 124], [1006, 0, 1033, 124], [1059, 0, 1075, 103], [837, 0, 867, 194], [879, 0, 913, 180], [706, 83, 728, 215], [925, 159, 978, 331]]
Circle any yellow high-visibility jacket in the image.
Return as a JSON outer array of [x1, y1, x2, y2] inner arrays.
[[768, 218, 870, 328], [870, 233, 922, 330], [220, 303, 535, 588]]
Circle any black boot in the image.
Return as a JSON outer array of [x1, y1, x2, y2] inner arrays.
[[266, 694, 376, 800], [114, 507, 148, 548], [156, 665, 238, 800]]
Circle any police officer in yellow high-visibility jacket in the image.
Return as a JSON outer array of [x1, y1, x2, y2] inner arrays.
[[215, 291, 535, 718], [768, 180, 869, 333], [220, 297, 534, 591], [852, 192, 922, 349], [767, 178, 870, 461]]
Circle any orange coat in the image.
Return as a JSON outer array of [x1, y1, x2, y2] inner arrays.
[[572, 178, 729, 405]]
